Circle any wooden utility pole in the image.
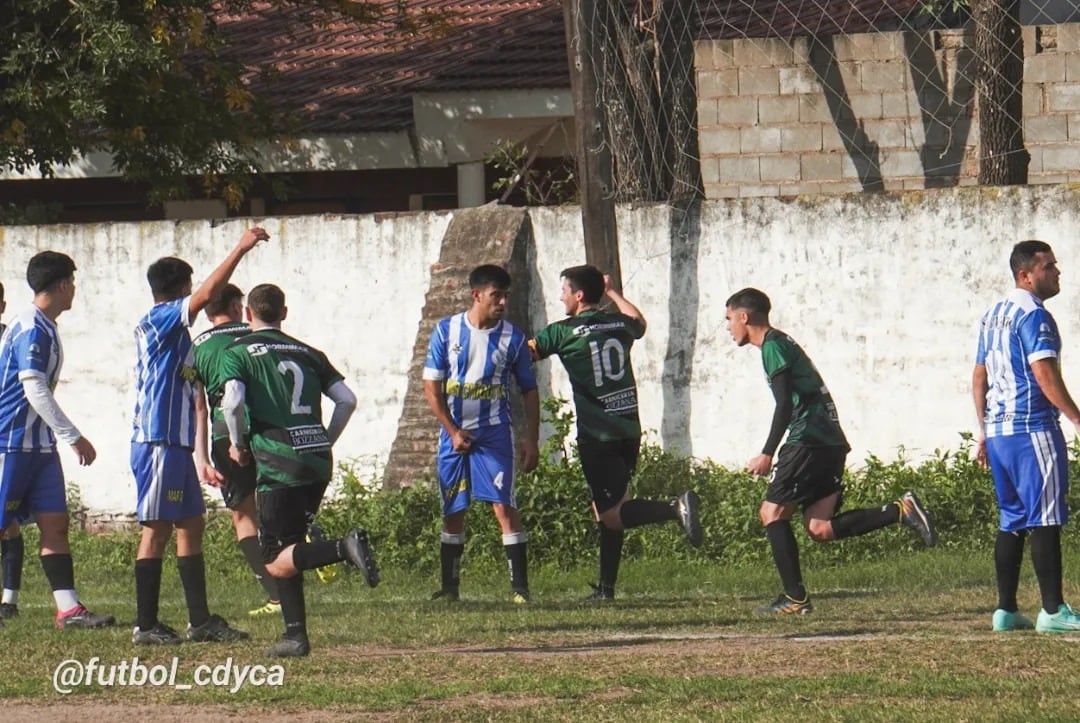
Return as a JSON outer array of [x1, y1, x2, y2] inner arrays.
[[562, 0, 623, 287]]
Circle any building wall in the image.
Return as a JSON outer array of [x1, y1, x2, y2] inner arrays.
[[695, 26, 1080, 198], [3, 184, 1080, 519]]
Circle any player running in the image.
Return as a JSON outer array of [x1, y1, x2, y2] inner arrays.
[[220, 283, 377, 657]]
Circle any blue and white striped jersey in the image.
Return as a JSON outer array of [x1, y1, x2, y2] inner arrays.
[[976, 288, 1061, 437], [132, 297, 197, 447], [422, 312, 536, 431], [0, 306, 64, 451]]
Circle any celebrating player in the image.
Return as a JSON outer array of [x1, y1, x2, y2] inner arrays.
[[530, 265, 702, 601], [130, 228, 267, 645]]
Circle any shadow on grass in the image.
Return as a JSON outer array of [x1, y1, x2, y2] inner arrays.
[[733, 589, 879, 603]]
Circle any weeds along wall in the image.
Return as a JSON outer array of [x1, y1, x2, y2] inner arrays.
[[2, 183, 1080, 520]]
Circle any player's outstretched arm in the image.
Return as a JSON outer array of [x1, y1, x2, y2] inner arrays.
[[326, 380, 357, 445], [188, 227, 269, 321], [21, 375, 95, 465]]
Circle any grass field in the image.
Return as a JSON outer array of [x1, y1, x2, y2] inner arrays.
[[4, 539, 1080, 722]]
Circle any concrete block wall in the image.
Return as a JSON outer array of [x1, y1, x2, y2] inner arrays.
[[696, 25, 1080, 198]]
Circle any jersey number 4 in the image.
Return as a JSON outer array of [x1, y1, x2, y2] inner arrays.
[[277, 360, 313, 415], [589, 339, 627, 387]]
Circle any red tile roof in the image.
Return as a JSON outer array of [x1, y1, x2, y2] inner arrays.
[[219, 1, 569, 134], [219, 0, 919, 135]]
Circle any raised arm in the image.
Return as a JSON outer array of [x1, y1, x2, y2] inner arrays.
[[188, 227, 269, 321], [603, 274, 646, 331]]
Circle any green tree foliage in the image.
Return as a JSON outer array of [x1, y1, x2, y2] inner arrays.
[[1, 1, 447, 206]]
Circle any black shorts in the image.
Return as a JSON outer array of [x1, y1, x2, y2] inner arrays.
[[578, 436, 640, 514], [210, 436, 258, 510], [765, 445, 846, 511], [256, 481, 329, 563]]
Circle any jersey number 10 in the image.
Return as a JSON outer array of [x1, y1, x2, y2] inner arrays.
[[589, 339, 627, 387]]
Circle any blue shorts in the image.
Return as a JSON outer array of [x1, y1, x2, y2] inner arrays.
[[0, 450, 66, 529], [131, 443, 206, 523], [437, 425, 516, 517], [986, 429, 1069, 532]]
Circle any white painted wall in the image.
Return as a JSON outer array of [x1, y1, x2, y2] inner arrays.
[[3, 184, 1079, 516], [0, 213, 450, 515]]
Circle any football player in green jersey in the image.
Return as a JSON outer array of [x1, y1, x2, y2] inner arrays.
[[193, 283, 280, 617], [531, 265, 702, 601], [220, 283, 378, 657], [726, 287, 936, 615]]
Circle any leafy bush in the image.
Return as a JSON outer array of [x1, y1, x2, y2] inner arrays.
[[64, 399, 1074, 578], [316, 400, 1035, 576]]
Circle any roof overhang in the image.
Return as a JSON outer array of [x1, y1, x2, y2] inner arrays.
[[1, 88, 572, 180]]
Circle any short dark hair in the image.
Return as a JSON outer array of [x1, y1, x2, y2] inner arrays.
[[0, 281, 5, 302], [205, 283, 243, 317], [468, 264, 511, 290], [147, 257, 194, 298], [1010, 240, 1053, 278], [725, 287, 771, 322], [247, 283, 286, 323], [560, 265, 605, 304], [27, 251, 76, 294]]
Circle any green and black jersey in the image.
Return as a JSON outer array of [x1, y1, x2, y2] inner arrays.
[[761, 328, 849, 449], [193, 321, 250, 440], [532, 310, 645, 441], [220, 328, 345, 488]]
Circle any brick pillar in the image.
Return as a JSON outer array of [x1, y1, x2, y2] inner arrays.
[[381, 206, 535, 489]]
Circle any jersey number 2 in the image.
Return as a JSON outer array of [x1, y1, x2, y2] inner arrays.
[[277, 360, 312, 415], [589, 339, 626, 387]]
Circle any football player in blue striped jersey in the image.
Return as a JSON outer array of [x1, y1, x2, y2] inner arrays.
[[0, 252, 113, 629], [974, 240, 1080, 633], [422, 265, 539, 603], [129, 227, 267, 645]]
